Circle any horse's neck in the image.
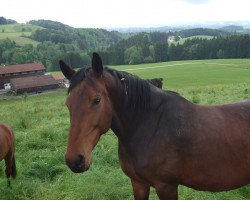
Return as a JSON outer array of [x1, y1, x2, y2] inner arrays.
[[109, 85, 158, 140], [110, 87, 191, 142], [109, 88, 147, 141], [110, 99, 140, 139]]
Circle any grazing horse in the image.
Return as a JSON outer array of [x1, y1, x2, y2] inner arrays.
[[146, 78, 163, 89], [0, 123, 16, 186], [60, 53, 250, 200]]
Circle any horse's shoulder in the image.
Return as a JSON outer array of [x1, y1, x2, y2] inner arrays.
[[0, 123, 12, 136]]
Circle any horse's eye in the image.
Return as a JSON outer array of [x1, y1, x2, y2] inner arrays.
[[93, 97, 101, 106]]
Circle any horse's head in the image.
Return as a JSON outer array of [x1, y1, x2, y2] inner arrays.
[[146, 78, 163, 89], [60, 53, 113, 173]]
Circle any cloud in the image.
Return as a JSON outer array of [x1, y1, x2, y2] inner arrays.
[[180, 0, 212, 4]]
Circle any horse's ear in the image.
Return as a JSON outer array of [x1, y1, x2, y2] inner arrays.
[[92, 52, 103, 77], [59, 60, 76, 80]]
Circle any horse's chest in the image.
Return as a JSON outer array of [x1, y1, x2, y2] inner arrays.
[[118, 143, 150, 181]]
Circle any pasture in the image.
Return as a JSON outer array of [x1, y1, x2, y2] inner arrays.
[[171, 35, 214, 45], [0, 24, 40, 46], [0, 59, 250, 200]]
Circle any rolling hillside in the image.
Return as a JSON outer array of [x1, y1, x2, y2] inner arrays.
[[0, 20, 123, 50], [0, 19, 250, 70], [0, 23, 41, 46]]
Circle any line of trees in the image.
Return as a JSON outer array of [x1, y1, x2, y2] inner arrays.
[[1, 33, 250, 71], [99, 32, 170, 65], [168, 34, 250, 61], [98, 33, 250, 65]]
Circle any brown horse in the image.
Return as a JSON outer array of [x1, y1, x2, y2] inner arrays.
[[146, 78, 163, 89], [0, 123, 16, 186], [60, 53, 250, 200]]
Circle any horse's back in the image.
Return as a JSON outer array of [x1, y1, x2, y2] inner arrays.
[[179, 99, 250, 191], [142, 93, 250, 191]]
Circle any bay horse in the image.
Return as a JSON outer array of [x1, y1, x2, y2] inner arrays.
[[0, 123, 16, 186], [60, 53, 250, 200], [146, 78, 163, 89]]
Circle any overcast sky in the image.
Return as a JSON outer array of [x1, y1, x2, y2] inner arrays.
[[1, 0, 250, 28]]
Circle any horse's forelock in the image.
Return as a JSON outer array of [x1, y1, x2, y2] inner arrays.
[[68, 67, 91, 93]]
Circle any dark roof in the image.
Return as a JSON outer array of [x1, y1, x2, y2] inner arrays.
[[0, 63, 45, 75], [10, 75, 58, 90]]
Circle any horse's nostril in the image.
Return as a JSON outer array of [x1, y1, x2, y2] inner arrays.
[[73, 154, 85, 172], [76, 154, 85, 166], [65, 154, 86, 173]]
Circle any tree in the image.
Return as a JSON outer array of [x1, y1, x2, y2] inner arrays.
[[12, 50, 26, 64], [216, 49, 225, 59], [80, 53, 91, 65], [154, 42, 168, 62], [143, 56, 154, 63], [2, 50, 13, 64], [124, 46, 143, 64], [0, 17, 7, 25]]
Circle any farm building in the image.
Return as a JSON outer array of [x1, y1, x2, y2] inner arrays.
[[51, 74, 65, 83], [10, 75, 59, 94], [52, 74, 69, 88], [0, 63, 45, 89], [167, 35, 176, 43]]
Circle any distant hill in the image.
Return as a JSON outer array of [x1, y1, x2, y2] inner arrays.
[[219, 25, 244, 32], [0, 19, 124, 50], [28, 19, 72, 31], [0, 19, 126, 70], [0, 16, 17, 25], [108, 22, 250, 34], [177, 28, 228, 38], [28, 20, 124, 51], [107, 26, 183, 33]]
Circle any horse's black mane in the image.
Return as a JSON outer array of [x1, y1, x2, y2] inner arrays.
[[107, 68, 151, 109], [68, 67, 151, 109]]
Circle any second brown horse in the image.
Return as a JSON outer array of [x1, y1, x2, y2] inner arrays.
[[0, 123, 16, 186]]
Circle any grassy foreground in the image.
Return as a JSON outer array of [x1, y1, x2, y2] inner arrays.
[[0, 59, 250, 200]]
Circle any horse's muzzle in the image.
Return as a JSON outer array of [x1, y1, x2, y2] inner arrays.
[[65, 154, 86, 173]]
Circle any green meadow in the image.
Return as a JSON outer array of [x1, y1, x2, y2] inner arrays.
[[0, 24, 40, 46], [0, 59, 250, 200], [171, 35, 214, 45]]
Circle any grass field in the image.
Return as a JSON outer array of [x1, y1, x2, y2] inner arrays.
[[0, 59, 250, 200], [0, 24, 41, 46], [171, 35, 214, 45]]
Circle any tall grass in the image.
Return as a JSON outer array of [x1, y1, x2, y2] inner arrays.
[[0, 59, 250, 199]]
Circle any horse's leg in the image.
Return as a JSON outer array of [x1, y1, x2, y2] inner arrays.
[[4, 154, 12, 187], [131, 179, 150, 200], [155, 184, 178, 200]]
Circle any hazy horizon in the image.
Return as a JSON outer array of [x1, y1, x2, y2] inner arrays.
[[1, 0, 250, 28]]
